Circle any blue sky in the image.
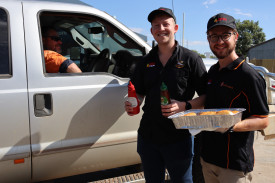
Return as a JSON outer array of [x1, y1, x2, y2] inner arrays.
[[81, 0, 275, 54]]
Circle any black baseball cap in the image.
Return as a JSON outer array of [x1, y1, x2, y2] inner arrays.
[[207, 13, 236, 32], [148, 7, 176, 23]]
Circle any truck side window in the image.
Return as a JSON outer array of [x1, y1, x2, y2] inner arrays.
[[0, 8, 10, 75], [39, 12, 145, 77]]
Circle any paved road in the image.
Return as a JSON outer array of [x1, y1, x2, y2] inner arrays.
[[39, 133, 275, 183], [253, 133, 275, 183]]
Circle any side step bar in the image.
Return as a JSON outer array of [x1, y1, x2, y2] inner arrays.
[[90, 171, 170, 183], [90, 172, 145, 183]]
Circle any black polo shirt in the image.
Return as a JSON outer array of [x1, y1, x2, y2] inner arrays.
[[131, 42, 207, 144], [201, 57, 269, 172]]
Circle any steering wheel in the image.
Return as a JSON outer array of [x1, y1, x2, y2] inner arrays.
[[88, 48, 111, 72]]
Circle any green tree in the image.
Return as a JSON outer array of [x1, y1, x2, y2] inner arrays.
[[191, 50, 206, 58], [236, 20, 266, 56]]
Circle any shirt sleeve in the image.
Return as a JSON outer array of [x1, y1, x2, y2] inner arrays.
[[190, 55, 208, 96], [131, 58, 146, 96], [59, 59, 74, 73], [246, 74, 269, 116], [44, 50, 69, 73]]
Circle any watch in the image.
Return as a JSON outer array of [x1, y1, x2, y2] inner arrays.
[[227, 125, 235, 133], [185, 101, 192, 110]]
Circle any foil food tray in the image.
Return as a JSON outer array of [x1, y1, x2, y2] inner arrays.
[[168, 108, 246, 129]]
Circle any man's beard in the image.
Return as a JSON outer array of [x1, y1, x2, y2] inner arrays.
[[211, 44, 235, 59], [54, 47, 62, 54]]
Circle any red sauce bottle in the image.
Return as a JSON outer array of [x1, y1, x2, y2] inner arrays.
[[128, 81, 140, 114]]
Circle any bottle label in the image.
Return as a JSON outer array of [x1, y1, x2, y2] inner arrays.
[[128, 97, 138, 107], [161, 96, 169, 105]]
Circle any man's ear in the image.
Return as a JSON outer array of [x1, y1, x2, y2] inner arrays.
[[174, 24, 179, 33], [235, 32, 239, 41], [207, 37, 210, 43]]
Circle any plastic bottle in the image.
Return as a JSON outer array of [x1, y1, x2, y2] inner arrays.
[[160, 82, 171, 105], [128, 81, 140, 114]]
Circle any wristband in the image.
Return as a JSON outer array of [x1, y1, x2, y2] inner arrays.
[[185, 101, 192, 110]]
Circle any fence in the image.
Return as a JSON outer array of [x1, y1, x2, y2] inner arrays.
[[250, 59, 275, 73]]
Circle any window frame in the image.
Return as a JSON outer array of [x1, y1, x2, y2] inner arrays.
[[0, 7, 12, 77], [38, 10, 145, 77]]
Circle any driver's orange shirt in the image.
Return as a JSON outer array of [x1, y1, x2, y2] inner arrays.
[[44, 50, 68, 73]]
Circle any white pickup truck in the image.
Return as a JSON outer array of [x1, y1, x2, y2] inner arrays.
[[1, 0, 274, 182], [0, 0, 151, 182]]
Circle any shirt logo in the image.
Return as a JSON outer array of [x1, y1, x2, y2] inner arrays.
[[175, 60, 185, 68], [146, 62, 155, 68]]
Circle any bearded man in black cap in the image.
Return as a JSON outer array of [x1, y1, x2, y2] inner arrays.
[[124, 7, 207, 182], [200, 13, 269, 183]]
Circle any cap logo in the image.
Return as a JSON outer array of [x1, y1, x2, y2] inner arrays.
[[214, 17, 227, 23]]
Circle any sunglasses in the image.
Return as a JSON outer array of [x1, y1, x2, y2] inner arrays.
[[47, 36, 62, 42]]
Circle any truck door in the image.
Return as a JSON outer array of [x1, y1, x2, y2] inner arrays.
[[0, 2, 31, 183], [22, 1, 149, 181]]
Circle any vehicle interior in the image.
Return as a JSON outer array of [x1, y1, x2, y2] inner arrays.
[[39, 12, 146, 77]]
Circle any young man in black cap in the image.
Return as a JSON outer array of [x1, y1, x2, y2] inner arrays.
[[200, 13, 269, 183], [125, 7, 207, 182]]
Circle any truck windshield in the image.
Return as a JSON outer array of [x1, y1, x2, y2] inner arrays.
[[74, 22, 142, 56]]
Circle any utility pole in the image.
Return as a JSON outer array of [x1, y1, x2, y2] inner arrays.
[[182, 13, 185, 47]]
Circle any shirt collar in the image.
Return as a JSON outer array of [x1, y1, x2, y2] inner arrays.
[[212, 57, 245, 71], [149, 41, 179, 65], [226, 57, 245, 71]]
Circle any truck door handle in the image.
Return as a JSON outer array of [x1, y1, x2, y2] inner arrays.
[[34, 93, 53, 117]]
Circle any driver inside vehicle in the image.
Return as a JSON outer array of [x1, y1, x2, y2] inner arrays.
[[42, 27, 82, 73]]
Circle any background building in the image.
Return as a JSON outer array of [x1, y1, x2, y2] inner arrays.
[[248, 38, 275, 60], [247, 38, 275, 72]]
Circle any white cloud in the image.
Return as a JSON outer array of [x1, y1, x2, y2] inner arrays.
[[185, 40, 209, 46], [203, 0, 217, 8], [130, 27, 144, 34], [234, 9, 252, 17], [184, 41, 211, 53]]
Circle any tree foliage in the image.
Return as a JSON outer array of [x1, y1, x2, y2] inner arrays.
[[236, 20, 266, 56], [192, 50, 206, 58]]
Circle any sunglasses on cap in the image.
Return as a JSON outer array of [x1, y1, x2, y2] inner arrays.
[[47, 36, 62, 42]]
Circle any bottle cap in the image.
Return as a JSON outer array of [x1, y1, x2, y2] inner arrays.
[[128, 81, 135, 91]]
